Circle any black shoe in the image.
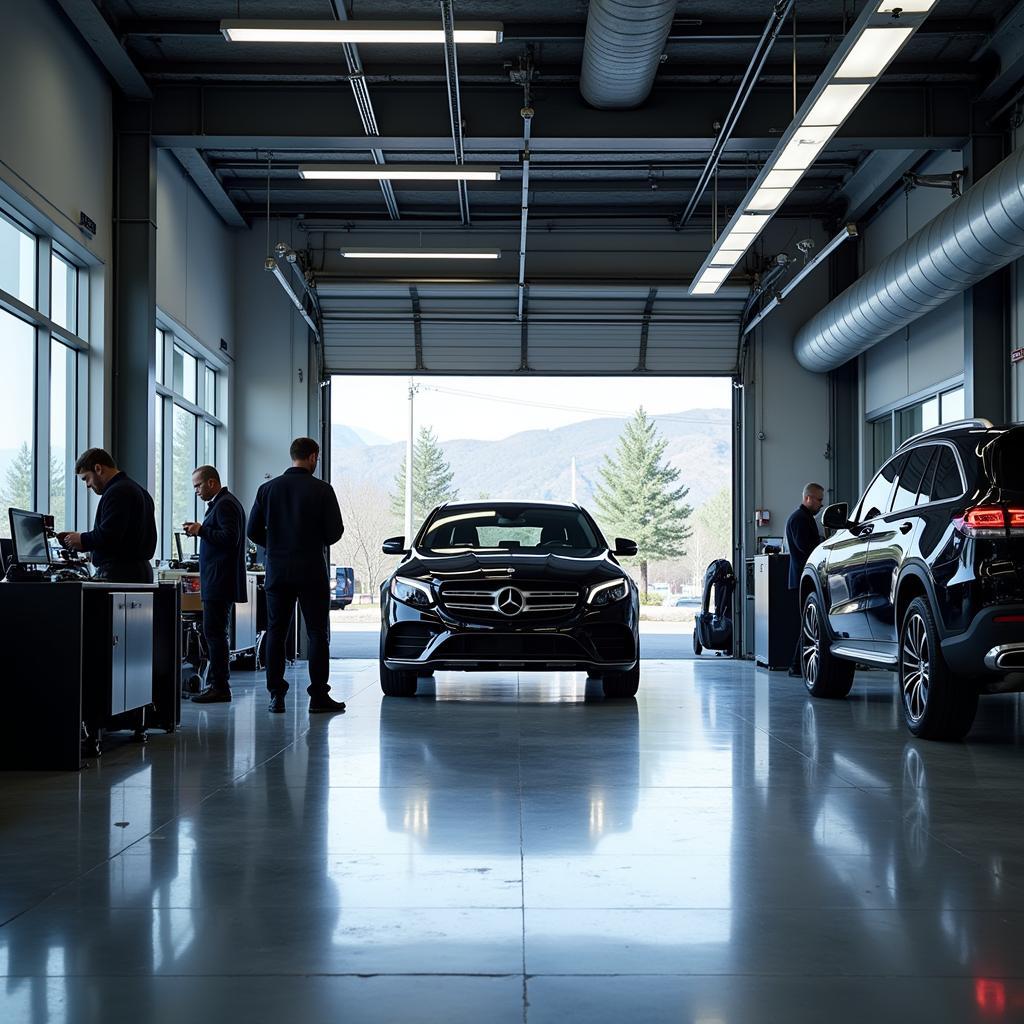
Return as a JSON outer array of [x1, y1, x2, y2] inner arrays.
[[308, 695, 346, 714], [268, 694, 286, 713], [787, 667, 803, 678], [192, 687, 231, 704]]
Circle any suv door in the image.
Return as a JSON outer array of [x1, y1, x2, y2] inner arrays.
[[864, 445, 937, 643], [823, 458, 902, 640]]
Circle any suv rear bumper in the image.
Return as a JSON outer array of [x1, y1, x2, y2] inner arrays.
[[941, 604, 1024, 676]]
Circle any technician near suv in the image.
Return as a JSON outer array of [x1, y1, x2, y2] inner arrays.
[[798, 419, 1024, 740]]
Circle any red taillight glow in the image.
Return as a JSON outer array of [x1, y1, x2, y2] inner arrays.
[[994, 615, 1024, 623], [957, 506, 1024, 536]]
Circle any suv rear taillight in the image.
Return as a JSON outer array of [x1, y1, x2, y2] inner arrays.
[[954, 505, 1024, 538]]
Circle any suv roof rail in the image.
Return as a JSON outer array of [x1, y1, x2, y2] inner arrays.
[[896, 418, 994, 449]]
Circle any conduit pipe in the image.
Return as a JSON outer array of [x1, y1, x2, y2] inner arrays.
[[794, 145, 1024, 373], [580, 0, 676, 109]]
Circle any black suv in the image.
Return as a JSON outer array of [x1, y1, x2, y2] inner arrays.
[[799, 419, 1024, 739], [379, 501, 640, 699]]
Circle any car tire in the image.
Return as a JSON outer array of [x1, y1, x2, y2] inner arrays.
[[899, 596, 978, 740], [380, 660, 418, 697], [602, 662, 640, 698], [692, 629, 703, 656], [801, 591, 854, 699]]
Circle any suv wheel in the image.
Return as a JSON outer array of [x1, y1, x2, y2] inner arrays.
[[801, 591, 854, 699], [380, 660, 418, 697], [899, 597, 978, 740], [602, 663, 640, 698]]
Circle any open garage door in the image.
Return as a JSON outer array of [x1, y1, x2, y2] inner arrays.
[[319, 282, 745, 376]]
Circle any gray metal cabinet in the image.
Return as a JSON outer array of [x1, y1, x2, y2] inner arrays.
[[111, 592, 154, 715], [754, 555, 799, 669]]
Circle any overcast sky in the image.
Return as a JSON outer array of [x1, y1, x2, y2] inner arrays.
[[331, 375, 732, 444]]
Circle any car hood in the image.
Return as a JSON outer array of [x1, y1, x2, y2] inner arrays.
[[394, 549, 628, 588]]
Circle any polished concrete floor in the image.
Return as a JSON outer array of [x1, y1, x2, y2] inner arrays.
[[3, 655, 1024, 1023]]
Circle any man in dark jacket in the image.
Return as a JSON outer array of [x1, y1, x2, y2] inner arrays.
[[183, 465, 248, 704], [59, 448, 157, 583], [246, 437, 345, 714], [786, 482, 825, 677]]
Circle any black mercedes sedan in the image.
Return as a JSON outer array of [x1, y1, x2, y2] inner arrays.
[[378, 501, 640, 698]]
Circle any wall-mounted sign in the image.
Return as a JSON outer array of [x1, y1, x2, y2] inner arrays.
[[1012, 348, 1024, 365], [78, 212, 96, 239]]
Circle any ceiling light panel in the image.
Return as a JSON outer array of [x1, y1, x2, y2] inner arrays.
[[834, 26, 914, 79], [339, 249, 502, 260], [746, 187, 790, 212], [690, 282, 719, 295], [300, 164, 500, 181], [221, 20, 504, 44], [803, 83, 871, 127], [774, 126, 836, 171], [877, 1, 936, 11], [761, 169, 804, 189]]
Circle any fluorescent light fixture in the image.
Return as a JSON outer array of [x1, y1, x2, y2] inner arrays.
[[709, 253, 739, 267], [878, 0, 936, 12], [717, 233, 757, 252], [761, 169, 804, 189], [339, 249, 502, 260], [733, 213, 771, 233], [774, 125, 836, 171], [299, 164, 500, 181], [690, 282, 719, 295], [747, 187, 790, 212], [803, 83, 871, 127], [265, 258, 319, 338], [221, 20, 504, 44], [835, 26, 914, 79], [699, 268, 731, 285]]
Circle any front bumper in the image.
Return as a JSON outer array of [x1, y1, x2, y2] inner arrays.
[[381, 595, 639, 673]]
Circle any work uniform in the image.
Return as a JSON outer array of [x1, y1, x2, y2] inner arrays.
[[81, 472, 157, 583], [785, 503, 822, 674], [197, 488, 248, 694], [246, 467, 343, 700]]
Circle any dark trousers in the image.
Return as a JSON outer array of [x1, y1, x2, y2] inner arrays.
[[95, 561, 154, 584], [790, 588, 803, 673], [265, 583, 331, 699], [203, 599, 233, 691]]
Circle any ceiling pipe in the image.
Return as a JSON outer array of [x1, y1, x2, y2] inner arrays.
[[580, 0, 676, 109], [794, 145, 1024, 373]]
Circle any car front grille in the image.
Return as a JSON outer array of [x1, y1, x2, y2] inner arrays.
[[439, 582, 581, 620], [385, 622, 438, 660], [435, 632, 586, 661]]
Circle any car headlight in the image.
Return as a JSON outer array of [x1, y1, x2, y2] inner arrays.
[[587, 579, 629, 606], [390, 575, 434, 608]]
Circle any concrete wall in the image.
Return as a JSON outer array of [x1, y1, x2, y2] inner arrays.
[[859, 151, 966, 418], [155, 150, 235, 360], [232, 219, 318, 509], [0, 0, 113, 456]]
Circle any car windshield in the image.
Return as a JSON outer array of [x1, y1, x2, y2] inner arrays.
[[419, 506, 604, 555]]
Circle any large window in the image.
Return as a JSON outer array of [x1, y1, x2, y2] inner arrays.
[[867, 384, 965, 475], [154, 326, 224, 558], [0, 205, 86, 539]]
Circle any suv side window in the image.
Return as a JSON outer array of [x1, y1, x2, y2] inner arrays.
[[856, 456, 903, 523], [891, 446, 935, 512], [930, 447, 964, 502]]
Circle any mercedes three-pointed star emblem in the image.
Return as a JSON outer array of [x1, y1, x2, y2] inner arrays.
[[496, 586, 525, 616]]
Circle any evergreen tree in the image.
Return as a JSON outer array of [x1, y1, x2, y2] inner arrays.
[[594, 407, 692, 596], [1, 442, 34, 515], [391, 426, 459, 529]]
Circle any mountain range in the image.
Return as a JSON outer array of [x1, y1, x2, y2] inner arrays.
[[331, 408, 731, 512]]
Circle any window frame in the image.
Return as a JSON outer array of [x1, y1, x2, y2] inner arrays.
[[0, 199, 88, 532]]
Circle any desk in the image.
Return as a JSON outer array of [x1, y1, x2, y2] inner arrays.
[[0, 581, 180, 770]]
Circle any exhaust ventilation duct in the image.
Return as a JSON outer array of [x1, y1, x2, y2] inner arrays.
[[794, 145, 1024, 373], [580, 0, 676, 109]]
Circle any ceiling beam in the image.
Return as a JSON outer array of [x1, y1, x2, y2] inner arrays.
[[974, 0, 1024, 102], [54, 0, 151, 98], [150, 82, 971, 155], [170, 149, 246, 228]]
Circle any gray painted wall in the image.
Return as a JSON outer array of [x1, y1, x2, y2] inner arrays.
[[232, 219, 317, 510], [155, 150, 236, 361], [0, 0, 113, 525], [859, 151, 966, 416]]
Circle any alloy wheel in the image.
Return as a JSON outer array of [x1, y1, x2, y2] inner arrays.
[[901, 612, 930, 723], [801, 601, 820, 686]]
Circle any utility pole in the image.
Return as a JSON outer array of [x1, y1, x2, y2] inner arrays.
[[404, 379, 419, 542]]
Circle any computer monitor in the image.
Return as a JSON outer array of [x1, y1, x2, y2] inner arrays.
[[174, 531, 184, 563], [8, 509, 51, 567]]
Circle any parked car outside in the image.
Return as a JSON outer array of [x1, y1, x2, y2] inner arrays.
[[798, 419, 1024, 739], [331, 566, 354, 610], [379, 501, 640, 699]]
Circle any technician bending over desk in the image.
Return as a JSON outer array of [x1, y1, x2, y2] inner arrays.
[[58, 447, 157, 583]]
